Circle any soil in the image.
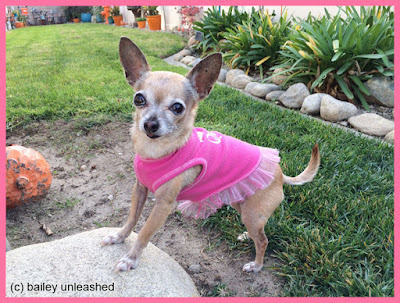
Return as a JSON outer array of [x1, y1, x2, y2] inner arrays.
[[6, 120, 283, 297]]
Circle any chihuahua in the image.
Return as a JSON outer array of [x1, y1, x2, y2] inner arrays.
[[102, 37, 320, 273]]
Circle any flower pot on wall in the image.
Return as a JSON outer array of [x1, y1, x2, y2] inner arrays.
[[72, 18, 79, 23], [81, 13, 92, 22], [112, 15, 123, 26], [146, 15, 161, 31], [137, 20, 146, 29], [14, 22, 24, 28]]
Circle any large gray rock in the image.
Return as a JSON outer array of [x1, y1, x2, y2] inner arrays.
[[231, 75, 253, 89], [266, 90, 286, 101], [320, 95, 358, 122], [385, 130, 394, 143], [174, 49, 192, 61], [180, 55, 197, 66], [225, 69, 245, 85], [364, 77, 394, 108], [348, 113, 394, 136], [218, 68, 228, 82], [6, 228, 199, 297], [300, 93, 328, 115], [271, 67, 289, 85], [245, 83, 280, 98], [278, 83, 310, 108]]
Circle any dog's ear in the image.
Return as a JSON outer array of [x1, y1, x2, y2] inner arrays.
[[119, 37, 150, 87], [186, 53, 222, 101]]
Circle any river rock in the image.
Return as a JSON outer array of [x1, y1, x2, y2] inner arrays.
[[320, 95, 358, 122], [180, 55, 197, 66], [6, 228, 199, 297], [174, 49, 192, 61], [348, 113, 394, 136], [266, 90, 286, 101], [278, 83, 310, 108], [271, 67, 289, 85], [218, 68, 228, 82], [225, 69, 245, 85], [245, 83, 280, 98], [364, 77, 394, 108], [385, 130, 394, 143], [300, 93, 328, 115], [231, 75, 253, 89]]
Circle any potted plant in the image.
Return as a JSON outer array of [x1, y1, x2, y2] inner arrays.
[[142, 6, 161, 31], [81, 8, 92, 23], [136, 17, 146, 29], [14, 11, 26, 28], [93, 6, 103, 23], [110, 6, 123, 26]]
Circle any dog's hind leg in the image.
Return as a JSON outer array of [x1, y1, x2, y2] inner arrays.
[[102, 181, 148, 245], [237, 167, 284, 272]]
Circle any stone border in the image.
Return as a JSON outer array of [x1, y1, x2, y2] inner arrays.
[[164, 49, 394, 145]]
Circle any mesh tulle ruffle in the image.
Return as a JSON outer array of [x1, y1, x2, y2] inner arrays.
[[177, 147, 280, 219]]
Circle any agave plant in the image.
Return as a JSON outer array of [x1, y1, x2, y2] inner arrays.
[[222, 8, 291, 77], [272, 6, 394, 110], [193, 6, 249, 54]]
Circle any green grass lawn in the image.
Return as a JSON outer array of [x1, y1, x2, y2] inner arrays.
[[6, 24, 393, 297]]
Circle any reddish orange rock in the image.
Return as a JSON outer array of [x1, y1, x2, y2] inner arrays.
[[6, 145, 52, 208]]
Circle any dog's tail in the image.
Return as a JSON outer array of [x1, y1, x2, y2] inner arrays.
[[283, 143, 320, 185]]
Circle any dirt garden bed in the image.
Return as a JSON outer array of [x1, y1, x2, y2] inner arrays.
[[6, 120, 283, 297]]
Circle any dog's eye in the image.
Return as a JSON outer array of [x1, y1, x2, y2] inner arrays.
[[134, 94, 146, 107], [169, 103, 185, 115]]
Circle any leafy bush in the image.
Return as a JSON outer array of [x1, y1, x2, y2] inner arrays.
[[223, 8, 291, 76], [193, 6, 249, 54], [272, 6, 394, 110]]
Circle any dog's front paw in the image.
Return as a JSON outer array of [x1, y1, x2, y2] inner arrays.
[[115, 256, 140, 272], [101, 233, 126, 246], [242, 262, 263, 273]]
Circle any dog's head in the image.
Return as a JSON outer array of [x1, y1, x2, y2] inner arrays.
[[119, 37, 222, 155]]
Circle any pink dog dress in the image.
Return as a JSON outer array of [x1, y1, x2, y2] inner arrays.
[[134, 127, 280, 219]]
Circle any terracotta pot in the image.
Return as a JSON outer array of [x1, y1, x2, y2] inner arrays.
[[6, 145, 52, 209], [113, 15, 123, 26], [137, 20, 146, 29], [146, 15, 161, 31], [15, 22, 24, 28], [73, 18, 79, 23]]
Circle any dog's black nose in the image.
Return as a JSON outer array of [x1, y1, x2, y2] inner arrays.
[[144, 120, 159, 134]]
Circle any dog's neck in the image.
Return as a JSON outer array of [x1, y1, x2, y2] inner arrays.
[[131, 124, 193, 159]]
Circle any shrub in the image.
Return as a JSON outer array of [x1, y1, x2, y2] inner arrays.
[[223, 8, 291, 77], [271, 6, 394, 110], [193, 6, 249, 54]]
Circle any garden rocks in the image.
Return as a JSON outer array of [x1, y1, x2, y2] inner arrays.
[[180, 56, 197, 66], [231, 75, 253, 89], [189, 58, 202, 67], [385, 130, 394, 143], [278, 83, 310, 108], [225, 69, 245, 86], [271, 68, 289, 85], [266, 90, 286, 101], [6, 228, 199, 297], [364, 77, 394, 108], [218, 68, 228, 82], [188, 36, 198, 47], [320, 95, 358, 122], [348, 113, 394, 137], [174, 49, 192, 61], [300, 94, 328, 115], [245, 83, 280, 98]]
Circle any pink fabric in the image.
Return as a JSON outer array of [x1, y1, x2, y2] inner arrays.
[[134, 127, 280, 219]]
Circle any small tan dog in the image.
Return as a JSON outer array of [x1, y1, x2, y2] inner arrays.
[[102, 37, 320, 273]]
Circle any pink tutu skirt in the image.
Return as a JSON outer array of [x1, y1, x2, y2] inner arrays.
[[177, 147, 280, 219]]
